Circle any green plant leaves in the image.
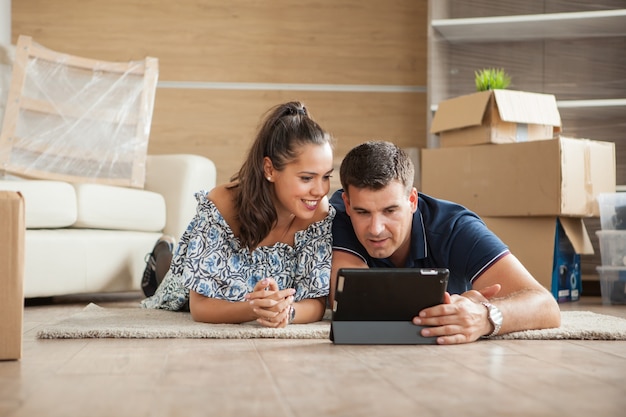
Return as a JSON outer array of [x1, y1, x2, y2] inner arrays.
[[474, 68, 511, 91]]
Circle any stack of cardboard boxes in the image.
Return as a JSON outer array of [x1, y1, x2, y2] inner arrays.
[[423, 90, 616, 302]]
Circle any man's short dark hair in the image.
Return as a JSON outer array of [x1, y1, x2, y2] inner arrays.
[[339, 141, 414, 195]]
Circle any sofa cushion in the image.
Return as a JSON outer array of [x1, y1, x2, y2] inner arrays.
[[0, 179, 77, 228], [24, 228, 162, 297], [72, 183, 166, 232]]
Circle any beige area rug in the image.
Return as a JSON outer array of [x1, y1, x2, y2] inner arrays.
[[37, 303, 330, 340], [36, 303, 626, 340]]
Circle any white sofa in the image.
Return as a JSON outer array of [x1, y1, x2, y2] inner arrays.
[[0, 154, 216, 298]]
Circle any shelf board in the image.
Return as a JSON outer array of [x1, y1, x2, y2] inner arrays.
[[556, 98, 626, 109], [430, 98, 626, 113], [432, 9, 626, 42]]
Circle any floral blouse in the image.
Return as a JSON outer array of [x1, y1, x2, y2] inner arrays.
[[141, 191, 335, 311]]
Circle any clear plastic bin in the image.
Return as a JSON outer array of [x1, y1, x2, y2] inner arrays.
[[596, 266, 626, 305], [596, 230, 626, 267], [598, 193, 626, 231]]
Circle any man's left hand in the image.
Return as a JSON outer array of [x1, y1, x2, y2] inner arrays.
[[412, 284, 501, 344]]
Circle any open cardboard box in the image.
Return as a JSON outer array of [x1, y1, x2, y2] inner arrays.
[[422, 136, 616, 217], [483, 216, 593, 302], [0, 191, 25, 360], [430, 89, 562, 147]]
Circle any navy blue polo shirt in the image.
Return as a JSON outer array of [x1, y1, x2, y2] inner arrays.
[[330, 189, 509, 294]]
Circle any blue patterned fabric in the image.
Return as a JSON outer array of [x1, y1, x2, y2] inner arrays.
[[141, 191, 335, 311]]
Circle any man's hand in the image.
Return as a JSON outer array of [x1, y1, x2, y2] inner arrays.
[[245, 278, 295, 328], [411, 284, 501, 344]]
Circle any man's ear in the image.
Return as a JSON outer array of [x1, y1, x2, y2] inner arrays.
[[341, 191, 351, 216], [408, 187, 418, 213]]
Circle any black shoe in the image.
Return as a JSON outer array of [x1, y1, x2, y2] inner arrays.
[[141, 235, 176, 297]]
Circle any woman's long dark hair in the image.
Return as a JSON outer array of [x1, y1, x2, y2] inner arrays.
[[228, 101, 332, 249]]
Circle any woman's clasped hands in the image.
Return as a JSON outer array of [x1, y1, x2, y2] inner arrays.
[[245, 278, 295, 328]]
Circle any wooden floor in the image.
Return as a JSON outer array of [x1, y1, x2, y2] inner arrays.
[[1, 293, 626, 417]]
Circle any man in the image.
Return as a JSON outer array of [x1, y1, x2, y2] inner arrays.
[[330, 141, 560, 344]]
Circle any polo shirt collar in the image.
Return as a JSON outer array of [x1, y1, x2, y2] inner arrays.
[[409, 207, 428, 265]]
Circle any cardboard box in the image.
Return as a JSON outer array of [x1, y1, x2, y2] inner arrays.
[[421, 136, 616, 217], [483, 216, 593, 302], [0, 191, 25, 360], [430, 90, 562, 147]]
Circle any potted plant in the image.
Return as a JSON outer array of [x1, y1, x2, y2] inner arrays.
[[474, 68, 511, 91]]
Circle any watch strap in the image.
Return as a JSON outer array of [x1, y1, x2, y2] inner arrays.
[[481, 301, 503, 337], [288, 305, 296, 324]]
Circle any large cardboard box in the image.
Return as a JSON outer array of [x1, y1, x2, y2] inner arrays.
[[421, 136, 616, 217], [0, 191, 25, 360], [483, 216, 594, 302], [430, 90, 562, 147]]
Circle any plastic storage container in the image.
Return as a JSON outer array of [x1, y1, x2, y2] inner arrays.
[[598, 193, 626, 231], [596, 266, 626, 305], [596, 230, 626, 267]]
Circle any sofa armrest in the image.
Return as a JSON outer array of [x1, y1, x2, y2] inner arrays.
[[144, 154, 217, 240]]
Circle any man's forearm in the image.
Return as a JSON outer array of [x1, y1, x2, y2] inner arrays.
[[490, 288, 561, 335]]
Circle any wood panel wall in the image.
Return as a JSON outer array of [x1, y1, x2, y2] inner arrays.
[[12, 0, 428, 188]]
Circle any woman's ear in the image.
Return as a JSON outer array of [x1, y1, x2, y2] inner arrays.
[[263, 157, 274, 180]]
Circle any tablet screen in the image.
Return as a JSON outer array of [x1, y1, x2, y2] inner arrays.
[[332, 268, 449, 321]]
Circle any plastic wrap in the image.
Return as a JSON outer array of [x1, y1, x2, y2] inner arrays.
[[0, 43, 12, 132], [0, 35, 158, 188]]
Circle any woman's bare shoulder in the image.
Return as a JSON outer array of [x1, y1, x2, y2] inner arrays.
[[305, 195, 331, 225], [207, 183, 238, 224], [316, 195, 330, 220]]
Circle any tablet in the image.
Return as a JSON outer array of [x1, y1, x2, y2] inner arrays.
[[332, 268, 450, 321], [330, 268, 450, 344]]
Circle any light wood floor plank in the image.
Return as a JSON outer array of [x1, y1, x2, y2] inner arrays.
[[1, 293, 625, 417]]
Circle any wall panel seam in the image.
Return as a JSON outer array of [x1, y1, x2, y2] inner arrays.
[[157, 81, 426, 93]]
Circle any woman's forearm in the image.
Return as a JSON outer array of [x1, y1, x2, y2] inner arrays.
[[189, 290, 327, 325], [292, 297, 327, 324], [189, 290, 257, 324]]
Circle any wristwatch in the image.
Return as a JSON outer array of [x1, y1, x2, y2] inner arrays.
[[288, 305, 296, 324], [481, 301, 503, 337]]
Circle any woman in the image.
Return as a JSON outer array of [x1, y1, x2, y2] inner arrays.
[[141, 101, 335, 328]]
